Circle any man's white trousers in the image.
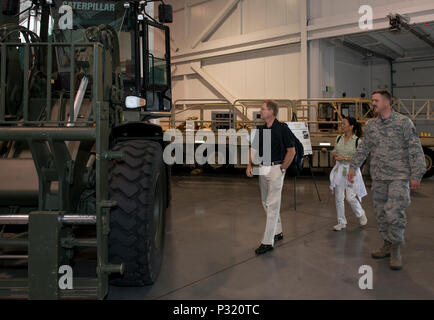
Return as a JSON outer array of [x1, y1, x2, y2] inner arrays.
[[259, 165, 285, 246]]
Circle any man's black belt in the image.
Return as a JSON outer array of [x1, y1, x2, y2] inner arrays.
[[261, 160, 283, 166]]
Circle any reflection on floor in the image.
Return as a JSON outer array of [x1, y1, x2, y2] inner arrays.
[[108, 173, 434, 300]]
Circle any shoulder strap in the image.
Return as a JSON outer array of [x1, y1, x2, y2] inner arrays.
[[337, 135, 343, 144], [278, 122, 286, 161], [356, 137, 359, 148]]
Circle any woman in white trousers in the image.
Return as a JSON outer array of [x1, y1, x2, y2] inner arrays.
[[330, 116, 368, 231]]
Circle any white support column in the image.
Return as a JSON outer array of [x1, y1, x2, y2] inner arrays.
[[326, 45, 336, 98], [191, 64, 236, 103], [308, 39, 320, 130], [184, 0, 190, 40], [191, 0, 240, 49], [309, 40, 321, 98], [299, 0, 308, 99], [184, 74, 188, 105]]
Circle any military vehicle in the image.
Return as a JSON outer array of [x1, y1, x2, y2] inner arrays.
[[294, 98, 434, 178], [0, 0, 173, 299], [165, 97, 433, 177]]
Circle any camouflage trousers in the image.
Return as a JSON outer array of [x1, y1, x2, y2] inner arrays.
[[371, 180, 411, 244]]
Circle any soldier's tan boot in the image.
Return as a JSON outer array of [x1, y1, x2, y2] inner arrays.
[[371, 240, 391, 259], [390, 244, 403, 270]]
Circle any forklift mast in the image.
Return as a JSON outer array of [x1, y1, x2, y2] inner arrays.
[[0, 0, 173, 299]]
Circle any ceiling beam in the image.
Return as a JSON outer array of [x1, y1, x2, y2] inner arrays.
[[191, 64, 249, 122], [191, 0, 240, 49], [405, 26, 434, 48], [341, 39, 394, 61], [369, 33, 406, 57], [390, 14, 434, 48]]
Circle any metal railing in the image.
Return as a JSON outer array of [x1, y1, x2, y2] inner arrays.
[[166, 99, 297, 131], [392, 98, 434, 120], [165, 97, 434, 133]]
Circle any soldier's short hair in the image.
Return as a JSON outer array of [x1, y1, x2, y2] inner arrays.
[[372, 89, 392, 103], [264, 100, 278, 117]]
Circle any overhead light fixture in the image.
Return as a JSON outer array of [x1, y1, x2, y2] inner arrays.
[[388, 14, 401, 32], [388, 13, 410, 32]]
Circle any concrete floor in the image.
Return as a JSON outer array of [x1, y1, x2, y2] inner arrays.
[[109, 172, 434, 300]]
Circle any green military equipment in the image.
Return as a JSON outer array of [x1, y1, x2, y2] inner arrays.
[[0, 0, 173, 299]]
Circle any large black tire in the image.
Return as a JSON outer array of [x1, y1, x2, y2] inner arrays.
[[108, 140, 166, 286], [423, 147, 434, 179]]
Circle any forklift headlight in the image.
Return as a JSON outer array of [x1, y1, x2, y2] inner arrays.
[[126, 96, 146, 109]]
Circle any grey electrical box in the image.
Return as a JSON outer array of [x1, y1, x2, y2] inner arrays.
[[212, 111, 234, 131]]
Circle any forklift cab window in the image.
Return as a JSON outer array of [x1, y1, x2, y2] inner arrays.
[[49, 1, 172, 111]]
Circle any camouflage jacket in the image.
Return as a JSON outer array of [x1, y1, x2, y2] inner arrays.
[[349, 111, 426, 181]]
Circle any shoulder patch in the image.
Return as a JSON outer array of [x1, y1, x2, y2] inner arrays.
[[397, 113, 413, 126]]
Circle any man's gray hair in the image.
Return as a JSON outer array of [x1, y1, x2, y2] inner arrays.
[[264, 100, 278, 117]]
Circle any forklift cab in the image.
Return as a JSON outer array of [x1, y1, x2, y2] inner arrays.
[[49, 0, 172, 112]]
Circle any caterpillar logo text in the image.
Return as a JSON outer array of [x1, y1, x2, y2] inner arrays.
[[61, 1, 116, 12]]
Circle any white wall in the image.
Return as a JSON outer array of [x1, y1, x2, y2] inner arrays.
[[167, 0, 434, 115], [307, 0, 434, 40], [393, 60, 434, 99], [170, 0, 300, 50], [334, 45, 391, 97], [309, 0, 426, 20], [309, 39, 391, 99], [176, 44, 301, 100], [169, 0, 302, 108]]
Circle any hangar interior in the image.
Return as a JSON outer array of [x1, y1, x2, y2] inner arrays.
[[117, 0, 434, 299], [0, 0, 433, 300]]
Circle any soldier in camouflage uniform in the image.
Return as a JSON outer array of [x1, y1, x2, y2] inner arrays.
[[348, 89, 426, 270]]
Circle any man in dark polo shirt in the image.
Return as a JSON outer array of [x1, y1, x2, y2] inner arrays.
[[247, 100, 296, 255]]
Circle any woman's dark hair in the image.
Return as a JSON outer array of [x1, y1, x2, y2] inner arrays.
[[343, 116, 363, 138]]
